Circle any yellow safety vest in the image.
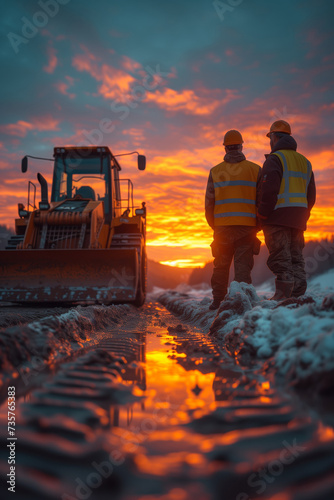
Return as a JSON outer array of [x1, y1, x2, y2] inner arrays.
[[211, 160, 260, 226], [273, 150, 312, 210]]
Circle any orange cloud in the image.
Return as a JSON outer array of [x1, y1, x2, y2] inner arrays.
[[0, 121, 34, 138], [43, 46, 58, 74], [72, 48, 136, 100], [98, 66, 136, 99], [126, 150, 216, 264], [121, 56, 142, 72], [225, 49, 234, 57], [72, 45, 98, 71], [54, 76, 76, 99], [122, 128, 146, 146], [144, 88, 239, 115], [0, 116, 60, 138], [308, 150, 334, 171], [320, 102, 334, 111]]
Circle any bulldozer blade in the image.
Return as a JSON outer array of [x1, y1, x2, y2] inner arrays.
[[0, 249, 138, 304]]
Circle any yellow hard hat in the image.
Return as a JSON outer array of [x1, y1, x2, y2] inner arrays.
[[266, 120, 291, 138], [223, 130, 244, 146]]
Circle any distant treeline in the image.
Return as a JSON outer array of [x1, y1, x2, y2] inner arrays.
[[147, 260, 192, 292], [189, 238, 334, 287]]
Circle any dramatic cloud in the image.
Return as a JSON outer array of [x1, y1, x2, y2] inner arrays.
[[143, 88, 223, 115], [72, 47, 137, 100]]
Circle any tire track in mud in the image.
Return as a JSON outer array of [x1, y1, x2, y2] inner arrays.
[[0, 303, 334, 500], [0, 336, 144, 500], [0, 306, 71, 330], [0, 304, 131, 401]]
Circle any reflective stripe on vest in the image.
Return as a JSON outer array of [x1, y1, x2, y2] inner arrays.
[[211, 160, 260, 226], [214, 180, 257, 188], [273, 150, 312, 210]]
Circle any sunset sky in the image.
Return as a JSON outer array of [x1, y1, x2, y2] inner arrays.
[[1, 0, 333, 267]]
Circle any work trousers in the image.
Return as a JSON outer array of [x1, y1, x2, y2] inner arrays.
[[211, 226, 258, 301], [263, 225, 307, 295]]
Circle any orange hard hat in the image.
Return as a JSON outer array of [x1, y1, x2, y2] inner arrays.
[[223, 130, 244, 146], [266, 120, 291, 138]]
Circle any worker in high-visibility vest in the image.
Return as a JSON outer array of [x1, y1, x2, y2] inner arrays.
[[205, 130, 262, 310], [257, 120, 316, 300]]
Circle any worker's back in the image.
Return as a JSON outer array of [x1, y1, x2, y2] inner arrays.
[[211, 159, 260, 226], [205, 130, 261, 310]]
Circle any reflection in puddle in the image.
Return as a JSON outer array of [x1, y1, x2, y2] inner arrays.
[[111, 331, 216, 430], [105, 327, 334, 500]]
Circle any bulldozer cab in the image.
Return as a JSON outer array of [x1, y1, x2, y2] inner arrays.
[[51, 147, 120, 223]]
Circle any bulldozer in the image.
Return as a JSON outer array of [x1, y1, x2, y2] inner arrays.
[[0, 146, 147, 306]]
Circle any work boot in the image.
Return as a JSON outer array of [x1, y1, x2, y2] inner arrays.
[[270, 280, 294, 301], [209, 298, 222, 310], [291, 283, 307, 298]]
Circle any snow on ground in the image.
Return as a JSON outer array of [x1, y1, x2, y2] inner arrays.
[[0, 304, 131, 395], [309, 267, 334, 291], [156, 269, 334, 390]]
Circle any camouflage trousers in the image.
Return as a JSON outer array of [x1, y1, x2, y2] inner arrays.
[[263, 225, 307, 295], [211, 226, 259, 301]]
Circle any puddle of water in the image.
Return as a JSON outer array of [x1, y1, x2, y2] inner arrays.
[[112, 331, 217, 431]]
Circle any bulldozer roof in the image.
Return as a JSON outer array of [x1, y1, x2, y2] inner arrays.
[[53, 146, 121, 170]]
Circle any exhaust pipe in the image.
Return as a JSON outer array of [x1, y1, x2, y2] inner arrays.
[[37, 173, 50, 210]]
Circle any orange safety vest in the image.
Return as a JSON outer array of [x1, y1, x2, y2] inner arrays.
[[211, 160, 260, 226], [273, 150, 312, 210]]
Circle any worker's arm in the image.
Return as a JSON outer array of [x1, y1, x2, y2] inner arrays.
[[255, 166, 262, 208], [205, 171, 215, 229], [257, 155, 283, 219], [255, 166, 263, 229], [307, 171, 316, 214]]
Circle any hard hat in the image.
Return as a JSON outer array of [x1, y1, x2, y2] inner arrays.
[[266, 120, 291, 138], [223, 130, 244, 146]]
